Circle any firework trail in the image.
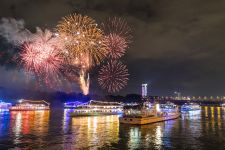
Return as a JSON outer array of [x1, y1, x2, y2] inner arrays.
[[80, 71, 90, 95], [20, 29, 64, 87], [98, 60, 129, 93], [63, 52, 91, 95]]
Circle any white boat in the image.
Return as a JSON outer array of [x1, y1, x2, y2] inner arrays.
[[181, 103, 201, 111], [160, 102, 178, 112], [70, 100, 123, 117], [0, 101, 12, 111], [221, 103, 225, 107], [119, 102, 180, 125], [10, 99, 50, 111]]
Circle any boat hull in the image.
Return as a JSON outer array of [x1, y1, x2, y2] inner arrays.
[[181, 108, 201, 111], [119, 113, 180, 125], [70, 112, 122, 117]]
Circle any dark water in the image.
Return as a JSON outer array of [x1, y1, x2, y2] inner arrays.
[[0, 106, 225, 150]]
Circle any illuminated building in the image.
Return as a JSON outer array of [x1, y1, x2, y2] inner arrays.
[[10, 99, 50, 111], [142, 84, 148, 98], [174, 91, 181, 100]]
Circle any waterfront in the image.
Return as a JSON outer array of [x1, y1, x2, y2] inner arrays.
[[0, 106, 225, 150]]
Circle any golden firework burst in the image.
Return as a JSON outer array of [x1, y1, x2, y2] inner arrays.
[[56, 14, 107, 66]]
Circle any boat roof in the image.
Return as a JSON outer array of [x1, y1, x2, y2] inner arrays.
[[88, 100, 122, 106], [18, 99, 50, 106], [0, 102, 11, 104]]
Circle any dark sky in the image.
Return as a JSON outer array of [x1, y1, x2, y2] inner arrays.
[[0, 0, 225, 96]]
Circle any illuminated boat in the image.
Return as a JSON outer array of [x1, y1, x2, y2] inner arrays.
[[10, 99, 50, 111], [119, 102, 180, 125], [160, 102, 178, 112], [0, 101, 12, 111], [181, 103, 201, 111], [70, 100, 123, 116], [221, 103, 225, 107]]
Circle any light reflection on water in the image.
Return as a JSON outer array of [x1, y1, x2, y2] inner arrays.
[[61, 109, 119, 150], [0, 106, 224, 149], [10, 111, 50, 136]]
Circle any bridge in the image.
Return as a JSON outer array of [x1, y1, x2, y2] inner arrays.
[[148, 96, 225, 105]]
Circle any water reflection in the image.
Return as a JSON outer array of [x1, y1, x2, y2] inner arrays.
[[0, 107, 224, 149], [10, 111, 50, 136], [63, 108, 74, 133], [202, 106, 224, 135], [119, 119, 176, 149], [182, 109, 202, 120], [10, 111, 50, 149], [61, 109, 119, 149], [0, 111, 10, 137]]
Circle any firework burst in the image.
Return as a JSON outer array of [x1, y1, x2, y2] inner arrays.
[[102, 17, 132, 43], [98, 60, 129, 93], [20, 29, 64, 86], [56, 14, 107, 66], [105, 33, 128, 59]]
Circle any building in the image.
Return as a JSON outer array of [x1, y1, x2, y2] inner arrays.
[[174, 91, 182, 100], [142, 84, 148, 98]]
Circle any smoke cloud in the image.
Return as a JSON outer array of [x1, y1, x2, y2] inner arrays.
[[0, 18, 31, 45]]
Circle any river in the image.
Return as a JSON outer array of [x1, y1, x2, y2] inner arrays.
[[0, 106, 224, 149]]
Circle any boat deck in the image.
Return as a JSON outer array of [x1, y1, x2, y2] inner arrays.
[[119, 113, 180, 125]]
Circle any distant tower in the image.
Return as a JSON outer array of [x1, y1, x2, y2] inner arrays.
[[174, 91, 181, 100], [142, 84, 148, 98]]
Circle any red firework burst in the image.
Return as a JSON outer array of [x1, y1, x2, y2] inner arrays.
[[98, 60, 129, 93], [105, 33, 128, 59], [20, 29, 64, 85], [102, 17, 132, 42]]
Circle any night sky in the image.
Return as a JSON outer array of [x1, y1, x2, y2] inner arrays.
[[1, 0, 225, 96]]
